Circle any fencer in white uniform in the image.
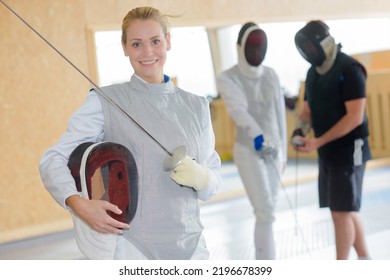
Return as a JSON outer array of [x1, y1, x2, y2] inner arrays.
[[39, 74, 221, 260], [217, 22, 287, 259], [39, 7, 221, 260]]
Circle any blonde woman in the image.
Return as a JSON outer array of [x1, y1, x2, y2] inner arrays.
[[40, 7, 221, 260]]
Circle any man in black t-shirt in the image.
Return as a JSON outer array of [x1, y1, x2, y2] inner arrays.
[[291, 20, 372, 260]]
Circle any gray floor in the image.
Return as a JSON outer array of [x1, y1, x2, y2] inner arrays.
[[1, 158, 389, 260]]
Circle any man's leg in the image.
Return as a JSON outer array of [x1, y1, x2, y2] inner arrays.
[[331, 211, 370, 260], [331, 211, 355, 260], [351, 212, 370, 258]]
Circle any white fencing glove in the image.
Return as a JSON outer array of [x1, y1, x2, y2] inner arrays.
[[257, 144, 278, 159], [254, 135, 278, 158], [170, 155, 210, 191]]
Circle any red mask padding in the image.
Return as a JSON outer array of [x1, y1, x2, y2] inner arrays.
[[68, 142, 138, 224]]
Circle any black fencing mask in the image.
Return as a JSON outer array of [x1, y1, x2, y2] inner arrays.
[[295, 20, 330, 66]]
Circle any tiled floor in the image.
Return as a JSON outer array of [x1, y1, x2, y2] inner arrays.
[[0, 158, 389, 260]]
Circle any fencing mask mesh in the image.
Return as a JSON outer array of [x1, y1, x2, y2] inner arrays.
[[295, 20, 330, 66]]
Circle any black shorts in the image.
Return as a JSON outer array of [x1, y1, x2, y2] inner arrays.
[[318, 159, 366, 211]]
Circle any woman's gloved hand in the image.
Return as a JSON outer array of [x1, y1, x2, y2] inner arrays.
[[170, 156, 210, 190]]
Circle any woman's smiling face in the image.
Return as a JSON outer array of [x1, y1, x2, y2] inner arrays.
[[122, 19, 171, 84]]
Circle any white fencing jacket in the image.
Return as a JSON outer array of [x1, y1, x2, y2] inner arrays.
[[217, 65, 287, 164], [39, 74, 221, 259]]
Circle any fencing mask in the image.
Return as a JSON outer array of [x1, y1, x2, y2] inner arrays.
[[237, 22, 268, 78], [295, 20, 333, 66], [67, 141, 138, 259]]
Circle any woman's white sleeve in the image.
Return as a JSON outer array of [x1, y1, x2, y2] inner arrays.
[[39, 92, 105, 208]]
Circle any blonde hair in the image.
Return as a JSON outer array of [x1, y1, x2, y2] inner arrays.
[[121, 7, 171, 44]]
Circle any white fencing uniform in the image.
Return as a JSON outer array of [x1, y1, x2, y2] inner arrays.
[[217, 23, 287, 259], [40, 74, 221, 260]]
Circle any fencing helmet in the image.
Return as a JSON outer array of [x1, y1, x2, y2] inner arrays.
[[67, 141, 138, 259], [295, 20, 335, 66], [237, 22, 268, 78]]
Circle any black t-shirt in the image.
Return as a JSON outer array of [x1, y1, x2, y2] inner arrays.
[[340, 63, 366, 101], [304, 52, 371, 165]]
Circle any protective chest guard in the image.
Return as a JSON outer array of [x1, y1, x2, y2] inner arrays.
[[67, 141, 138, 259]]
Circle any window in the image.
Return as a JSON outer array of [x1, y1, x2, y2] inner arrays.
[[94, 30, 131, 86], [166, 27, 217, 97]]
